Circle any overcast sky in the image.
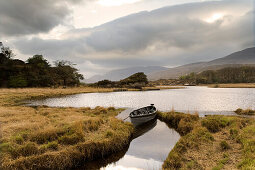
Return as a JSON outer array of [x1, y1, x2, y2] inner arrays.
[[1, 0, 254, 78]]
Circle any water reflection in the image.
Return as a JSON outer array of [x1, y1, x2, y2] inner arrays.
[[102, 120, 179, 170], [28, 87, 255, 113]]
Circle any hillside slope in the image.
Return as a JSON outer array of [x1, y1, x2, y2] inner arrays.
[[86, 66, 168, 83], [148, 47, 255, 80]]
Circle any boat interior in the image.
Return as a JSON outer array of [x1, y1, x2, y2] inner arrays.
[[130, 105, 156, 116]]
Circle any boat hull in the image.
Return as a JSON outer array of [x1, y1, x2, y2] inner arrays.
[[130, 113, 157, 126]]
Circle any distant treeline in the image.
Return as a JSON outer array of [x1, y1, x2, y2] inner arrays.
[[180, 66, 255, 84], [91, 72, 148, 89], [0, 46, 84, 88]]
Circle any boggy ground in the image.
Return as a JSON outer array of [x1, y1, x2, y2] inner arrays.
[[0, 87, 133, 169], [158, 111, 255, 170]]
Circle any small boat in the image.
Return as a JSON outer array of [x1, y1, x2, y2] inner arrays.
[[130, 104, 157, 126]]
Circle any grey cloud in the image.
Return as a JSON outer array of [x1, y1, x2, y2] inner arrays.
[[85, 0, 253, 52], [13, 0, 254, 76], [14, 37, 89, 64], [0, 0, 85, 37]]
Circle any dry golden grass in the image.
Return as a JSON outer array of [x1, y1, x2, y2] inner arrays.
[[157, 111, 255, 170], [208, 83, 255, 88], [0, 87, 116, 106], [0, 87, 133, 169]]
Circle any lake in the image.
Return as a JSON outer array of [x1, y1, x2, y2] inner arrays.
[[29, 86, 255, 116]]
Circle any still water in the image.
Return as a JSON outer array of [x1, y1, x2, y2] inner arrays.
[[30, 86, 255, 115], [80, 119, 180, 170]]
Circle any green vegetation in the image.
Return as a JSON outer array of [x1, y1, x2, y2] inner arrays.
[[235, 108, 255, 115], [0, 45, 84, 88], [201, 116, 233, 133], [157, 111, 255, 169], [91, 72, 148, 89], [179, 66, 255, 84]]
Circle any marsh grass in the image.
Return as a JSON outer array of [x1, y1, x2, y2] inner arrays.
[[0, 87, 133, 169], [157, 110, 199, 135], [212, 153, 230, 170], [158, 111, 255, 170]]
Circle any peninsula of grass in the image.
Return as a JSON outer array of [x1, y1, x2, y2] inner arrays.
[[0, 87, 133, 169], [157, 111, 255, 169], [235, 108, 255, 116], [208, 83, 255, 88]]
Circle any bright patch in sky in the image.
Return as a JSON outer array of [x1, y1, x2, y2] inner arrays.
[[97, 0, 142, 6], [205, 13, 224, 23]]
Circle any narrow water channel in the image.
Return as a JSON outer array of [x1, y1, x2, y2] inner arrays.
[[79, 119, 180, 170]]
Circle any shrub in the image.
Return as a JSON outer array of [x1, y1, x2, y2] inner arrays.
[[8, 75, 28, 88]]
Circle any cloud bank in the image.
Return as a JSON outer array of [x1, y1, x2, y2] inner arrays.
[[6, 0, 255, 77], [0, 0, 84, 36]]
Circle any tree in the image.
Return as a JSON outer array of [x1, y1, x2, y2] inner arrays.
[[26, 55, 52, 87], [119, 72, 148, 89], [54, 60, 84, 86], [27, 55, 50, 68], [1, 46, 14, 59], [8, 75, 27, 88]]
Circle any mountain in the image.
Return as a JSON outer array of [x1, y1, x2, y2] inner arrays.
[[86, 66, 168, 83], [148, 47, 255, 80]]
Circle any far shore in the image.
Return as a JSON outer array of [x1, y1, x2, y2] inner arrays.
[[205, 83, 255, 88]]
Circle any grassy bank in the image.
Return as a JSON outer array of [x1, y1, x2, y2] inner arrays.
[[207, 83, 255, 88], [157, 111, 255, 169], [0, 87, 133, 169]]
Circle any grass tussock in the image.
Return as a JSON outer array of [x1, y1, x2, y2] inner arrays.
[[201, 116, 234, 133], [158, 112, 255, 170], [0, 88, 133, 169], [157, 110, 199, 135]]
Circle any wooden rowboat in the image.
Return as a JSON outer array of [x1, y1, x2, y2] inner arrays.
[[130, 104, 157, 126]]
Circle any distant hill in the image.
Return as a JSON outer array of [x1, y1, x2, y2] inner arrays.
[[86, 66, 168, 83], [148, 47, 255, 80]]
